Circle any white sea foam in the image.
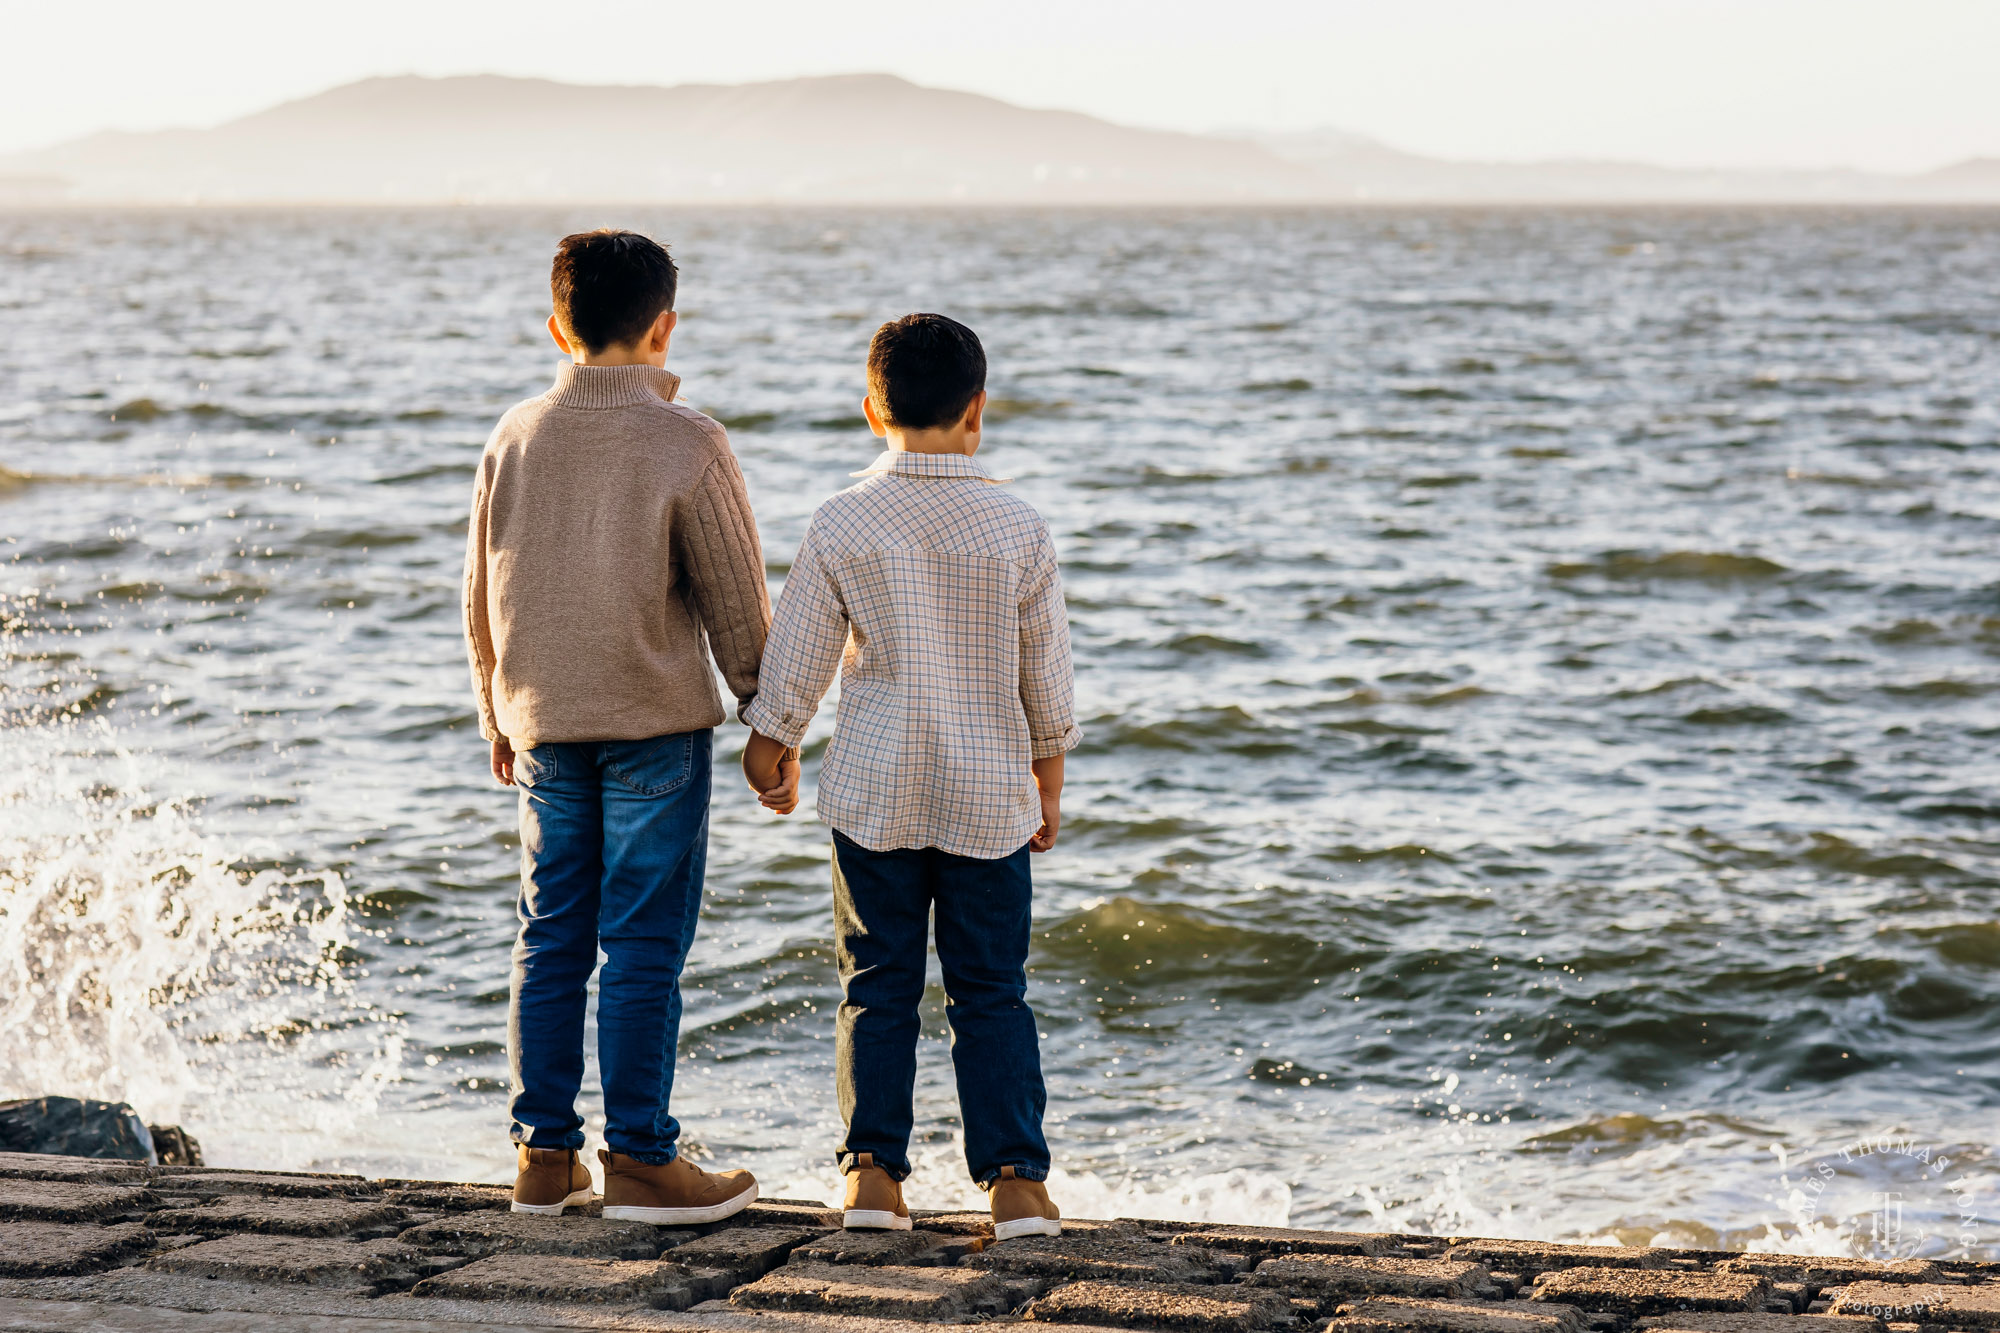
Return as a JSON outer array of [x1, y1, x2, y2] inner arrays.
[[775, 1135, 1292, 1225], [0, 716, 400, 1165]]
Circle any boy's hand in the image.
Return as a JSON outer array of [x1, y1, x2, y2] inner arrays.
[[757, 757, 801, 814], [1028, 752, 1064, 852], [742, 730, 801, 815], [490, 738, 515, 787], [1029, 789, 1060, 852]]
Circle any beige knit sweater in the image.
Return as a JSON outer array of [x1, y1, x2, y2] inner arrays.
[[463, 363, 769, 748]]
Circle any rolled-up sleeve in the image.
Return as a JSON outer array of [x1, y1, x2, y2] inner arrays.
[[1017, 525, 1081, 759], [743, 524, 849, 748]]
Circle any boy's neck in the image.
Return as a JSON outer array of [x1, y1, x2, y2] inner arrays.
[[572, 346, 667, 369], [885, 429, 978, 457]]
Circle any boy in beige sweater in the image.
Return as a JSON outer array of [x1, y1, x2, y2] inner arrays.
[[464, 229, 769, 1223]]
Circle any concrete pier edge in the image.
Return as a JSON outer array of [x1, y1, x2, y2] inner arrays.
[[3, 1153, 1996, 1331]]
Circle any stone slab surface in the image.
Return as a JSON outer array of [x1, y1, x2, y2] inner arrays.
[[382, 1183, 515, 1212], [790, 1229, 978, 1267], [729, 1203, 843, 1231], [730, 1261, 1032, 1319], [0, 1297, 592, 1333], [143, 1234, 426, 1288], [1249, 1256, 1493, 1307], [148, 1171, 367, 1199], [1, 1152, 1990, 1333], [0, 1155, 150, 1184], [907, 1210, 993, 1237], [1829, 1282, 2000, 1328], [660, 1307, 1127, 1333], [660, 1226, 827, 1283], [1637, 1314, 1888, 1333], [1329, 1296, 1593, 1333], [1451, 1241, 1671, 1273], [411, 1253, 696, 1308], [1533, 1269, 1771, 1316], [143, 1196, 404, 1236], [1026, 1278, 1295, 1331], [0, 1221, 154, 1277], [400, 1210, 671, 1260], [964, 1233, 1231, 1284], [1173, 1225, 1396, 1258], [0, 1181, 158, 1222], [1715, 1258, 1942, 1291]]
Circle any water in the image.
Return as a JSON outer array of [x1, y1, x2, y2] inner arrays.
[[2, 207, 1996, 1255]]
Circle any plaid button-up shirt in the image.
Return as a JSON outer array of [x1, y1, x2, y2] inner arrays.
[[745, 449, 1082, 859]]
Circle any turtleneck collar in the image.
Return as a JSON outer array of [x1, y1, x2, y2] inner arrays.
[[543, 361, 682, 410]]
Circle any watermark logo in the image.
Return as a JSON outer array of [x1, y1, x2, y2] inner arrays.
[[1775, 1135, 1983, 1260]]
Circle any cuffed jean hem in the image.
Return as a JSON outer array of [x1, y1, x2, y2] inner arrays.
[[512, 1124, 586, 1152], [975, 1163, 1050, 1186], [608, 1146, 678, 1166], [837, 1150, 912, 1181]]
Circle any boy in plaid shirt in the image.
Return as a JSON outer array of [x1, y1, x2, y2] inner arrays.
[[741, 313, 1078, 1240]]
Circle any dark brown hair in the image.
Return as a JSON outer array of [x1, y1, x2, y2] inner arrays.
[[550, 229, 678, 353], [866, 313, 986, 430]]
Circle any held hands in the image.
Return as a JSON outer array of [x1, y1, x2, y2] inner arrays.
[[742, 730, 801, 815]]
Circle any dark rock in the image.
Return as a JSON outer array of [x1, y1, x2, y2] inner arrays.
[[1531, 1268, 1771, 1316], [410, 1252, 698, 1307], [145, 1234, 426, 1288], [1027, 1279, 1295, 1331], [0, 1180, 159, 1222], [0, 1220, 155, 1276], [1330, 1296, 1592, 1333], [730, 1260, 1033, 1318], [398, 1209, 670, 1259], [144, 1196, 406, 1237], [0, 1097, 154, 1161], [1249, 1255, 1493, 1309], [792, 1228, 979, 1266], [146, 1124, 203, 1167]]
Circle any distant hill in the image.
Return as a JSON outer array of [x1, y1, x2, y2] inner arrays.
[[5, 73, 1999, 205]]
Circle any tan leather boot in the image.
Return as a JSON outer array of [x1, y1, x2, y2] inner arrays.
[[511, 1145, 594, 1216], [842, 1152, 912, 1231], [598, 1149, 758, 1225], [988, 1165, 1061, 1241]]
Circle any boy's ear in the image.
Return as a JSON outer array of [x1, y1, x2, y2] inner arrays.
[[651, 309, 678, 354], [547, 313, 574, 355], [962, 390, 986, 434], [861, 394, 889, 439]]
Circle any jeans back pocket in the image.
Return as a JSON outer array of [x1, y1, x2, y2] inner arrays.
[[605, 732, 696, 796], [515, 746, 557, 787]]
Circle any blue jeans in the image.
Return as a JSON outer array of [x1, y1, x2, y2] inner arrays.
[[830, 829, 1050, 1184], [507, 730, 711, 1164]]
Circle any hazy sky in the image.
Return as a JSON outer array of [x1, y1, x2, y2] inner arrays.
[[4, 0, 1997, 171]]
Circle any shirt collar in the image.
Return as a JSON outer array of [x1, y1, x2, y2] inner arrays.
[[544, 361, 682, 409], [851, 450, 1011, 483]]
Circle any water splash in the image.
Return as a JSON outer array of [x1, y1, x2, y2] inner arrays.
[[0, 715, 400, 1163]]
